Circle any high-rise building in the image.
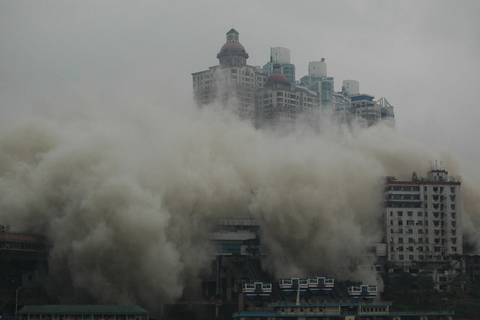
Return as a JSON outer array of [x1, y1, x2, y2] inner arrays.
[[299, 59, 334, 108], [384, 166, 463, 291], [192, 28, 394, 128], [336, 80, 395, 126], [343, 80, 359, 96], [192, 29, 268, 123], [349, 95, 395, 126], [262, 47, 296, 85], [256, 64, 319, 130]]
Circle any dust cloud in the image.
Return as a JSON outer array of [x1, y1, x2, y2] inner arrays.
[[0, 90, 479, 310]]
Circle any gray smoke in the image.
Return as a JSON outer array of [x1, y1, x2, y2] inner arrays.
[[0, 91, 479, 311]]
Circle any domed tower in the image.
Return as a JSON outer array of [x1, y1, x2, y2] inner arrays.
[[217, 29, 249, 67], [266, 63, 291, 89]]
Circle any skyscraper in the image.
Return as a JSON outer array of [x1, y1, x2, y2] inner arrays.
[[192, 29, 267, 123], [262, 47, 296, 85]]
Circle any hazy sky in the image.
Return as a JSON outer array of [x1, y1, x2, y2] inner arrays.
[[1, 0, 479, 175]]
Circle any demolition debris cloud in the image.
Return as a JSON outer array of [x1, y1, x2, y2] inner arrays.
[[1, 92, 479, 312]]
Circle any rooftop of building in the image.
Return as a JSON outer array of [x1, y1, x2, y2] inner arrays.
[[267, 72, 288, 84], [385, 180, 460, 186], [220, 41, 246, 53], [18, 305, 149, 315], [0, 232, 46, 242]]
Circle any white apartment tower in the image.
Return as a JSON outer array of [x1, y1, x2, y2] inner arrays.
[[192, 29, 268, 123], [256, 64, 319, 130], [308, 60, 327, 78], [384, 167, 463, 290], [263, 47, 296, 85], [271, 47, 290, 64], [343, 80, 360, 96]]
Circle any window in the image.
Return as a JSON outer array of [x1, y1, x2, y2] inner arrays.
[[399, 238, 403, 243], [418, 212, 423, 217], [418, 229, 424, 234], [409, 255, 414, 260], [418, 246, 423, 251], [398, 220, 403, 226], [418, 238, 423, 243], [407, 220, 414, 225], [407, 229, 413, 234], [408, 211, 413, 217], [399, 246, 404, 251], [399, 255, 404, 260], [409, 238, 414, 243], [397, 211, 403, 216]]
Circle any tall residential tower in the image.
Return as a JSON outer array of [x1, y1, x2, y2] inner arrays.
[[192, 29, 267, 123]]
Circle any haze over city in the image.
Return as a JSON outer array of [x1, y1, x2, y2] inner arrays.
[[1, 0, 480, 315]]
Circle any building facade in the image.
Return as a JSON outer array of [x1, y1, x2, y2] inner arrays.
[[348, 94, 395, 126], [262, 47, 296, 85], [384, 167, 463, 291], [256, 64, 320, 130], [192, 29, 267, 123]]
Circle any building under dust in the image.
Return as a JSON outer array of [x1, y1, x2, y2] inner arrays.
[[192, 28, 395, 129]]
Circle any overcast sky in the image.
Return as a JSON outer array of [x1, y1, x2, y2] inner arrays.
[[1, 0, 479, 178]]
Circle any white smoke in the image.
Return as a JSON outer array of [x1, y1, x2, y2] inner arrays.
[[0, 88, 479, 312]]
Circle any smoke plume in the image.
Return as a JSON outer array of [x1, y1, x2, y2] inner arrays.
[[0, 89, 479, 311]]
